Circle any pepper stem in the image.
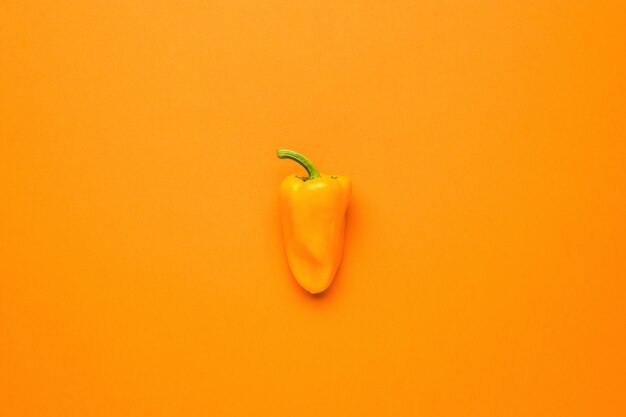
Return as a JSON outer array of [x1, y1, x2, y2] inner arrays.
[[276, 149, 321, 180]]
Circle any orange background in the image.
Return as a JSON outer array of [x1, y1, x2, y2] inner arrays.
[[1, 1, 625, 416]]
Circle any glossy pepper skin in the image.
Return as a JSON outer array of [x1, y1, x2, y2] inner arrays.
[[277, 149, 352, 294]]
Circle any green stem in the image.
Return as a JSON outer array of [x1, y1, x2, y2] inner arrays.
[[276, 149, 321, 179]]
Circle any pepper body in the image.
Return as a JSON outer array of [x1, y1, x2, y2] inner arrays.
[[277, 150, 351, 294]]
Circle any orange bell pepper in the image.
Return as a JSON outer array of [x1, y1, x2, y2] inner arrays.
[[276, 149, 352, 294]]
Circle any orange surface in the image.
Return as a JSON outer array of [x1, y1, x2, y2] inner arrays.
[[1, 1, 625, 416]]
